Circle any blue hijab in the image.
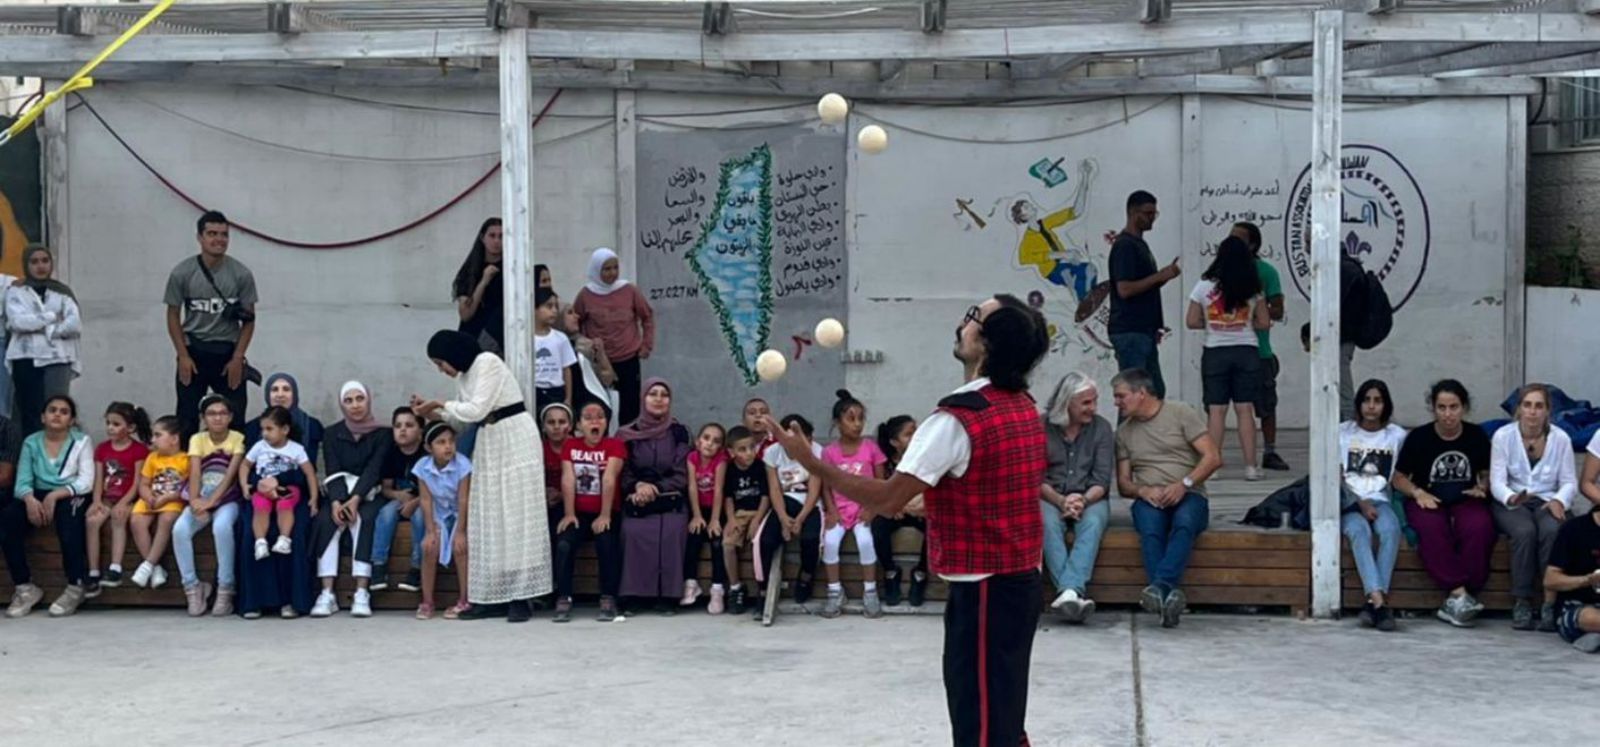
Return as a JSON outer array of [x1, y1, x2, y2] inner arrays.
[[257, 372, 324, 456]]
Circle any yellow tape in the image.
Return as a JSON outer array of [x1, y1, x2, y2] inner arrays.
[[1, 0, 177, 146]]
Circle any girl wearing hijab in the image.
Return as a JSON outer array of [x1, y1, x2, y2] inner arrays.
[[452, 218, 504, 354], [617, 379, 692, 614], [6, 245, 81, 437], [415, 330, 552, 622], [573, 248, 655, 426], [309, 381, 394, 618], [233, 372, 323, 618]]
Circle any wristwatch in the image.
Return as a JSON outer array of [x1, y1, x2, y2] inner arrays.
[[1181, 476, 1194, 489]]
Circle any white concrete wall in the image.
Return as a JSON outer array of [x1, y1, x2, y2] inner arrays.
[[1526, 285, 1600, 403]]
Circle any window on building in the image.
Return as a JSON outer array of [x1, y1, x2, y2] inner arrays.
[[1559, 77, 1600, 147]]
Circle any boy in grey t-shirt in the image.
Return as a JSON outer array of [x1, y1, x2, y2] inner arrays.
[[164, 210, 257, 437]]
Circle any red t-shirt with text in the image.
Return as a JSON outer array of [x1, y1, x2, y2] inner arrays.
[[564, 438, 626, 514]]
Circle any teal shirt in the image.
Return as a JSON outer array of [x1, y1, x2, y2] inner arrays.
[[15, 429, 94, 499], [1255, 259, 1283, 359]]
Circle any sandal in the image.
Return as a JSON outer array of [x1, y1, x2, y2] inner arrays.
[[443, 601, 470, 620], [415, 602, 435, 620]]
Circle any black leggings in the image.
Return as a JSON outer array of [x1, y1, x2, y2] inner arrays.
[[0, 492, 89, 586], [754, 496, 821, 584], [555, 512, 622, 598], [683, 518, 728, 587], [871, 514, 929, 575]]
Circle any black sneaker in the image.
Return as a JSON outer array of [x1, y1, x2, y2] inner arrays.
[[457, 603, 508, 621], [1358, 602, 1376, 628], [908, 570, 928, 607], [507, 599, 532, 623], [1374, 604, 1398, 632], [369, 567, 390, 591], [552, 597, 573, 623], [751, 596, 766, 620], [1262, 452, 1291, 471], [882, 568, 903, 606], [598, 595, 618, 622], [84, 578, 103, 599], [793, 574, 814, 605], [730, 587, 748, 615], [102, 569, 123, 588], [397, 568, 421, 593], [1538, 602, 1559, 633], [1160, 588, 1186, 629]]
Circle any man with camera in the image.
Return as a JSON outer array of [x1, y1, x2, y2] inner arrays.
[[165, 210, 257, 437]]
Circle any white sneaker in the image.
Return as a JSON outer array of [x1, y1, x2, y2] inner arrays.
[[310, 589, 338, 617], [351, 588, 373, 618], [150, 566, 168, 589], [1051, 588, 1080, 610], [130, 561, 154, 588], [1244, 466, 1264, 482], [254, 539, 270, 560], [679, 579, 702, 606], [271, 535, 292, 555]]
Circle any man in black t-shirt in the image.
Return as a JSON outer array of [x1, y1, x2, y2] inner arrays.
[[1545, 508, 1600, 652], [1108, 191, 1178, 398]]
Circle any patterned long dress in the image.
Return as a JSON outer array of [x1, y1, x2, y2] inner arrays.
[[442, 352, 552, 603]]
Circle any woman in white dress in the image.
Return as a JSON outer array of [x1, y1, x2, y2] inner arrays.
[[415, 330, 551, 622]]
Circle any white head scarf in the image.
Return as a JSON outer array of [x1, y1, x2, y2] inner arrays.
[[585, 247, 629, 296]]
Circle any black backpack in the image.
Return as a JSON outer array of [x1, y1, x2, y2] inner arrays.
[[1342, 255, 1393, 350]]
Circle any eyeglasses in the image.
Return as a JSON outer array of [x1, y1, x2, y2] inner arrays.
[[956, 305, 982, 342]]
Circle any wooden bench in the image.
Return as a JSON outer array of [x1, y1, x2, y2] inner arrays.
[[0, 523, 1517, 616]]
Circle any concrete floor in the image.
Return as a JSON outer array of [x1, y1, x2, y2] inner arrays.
[[0, 607, 1589, 746]]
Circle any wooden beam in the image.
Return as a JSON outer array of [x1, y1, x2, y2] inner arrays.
[[499, 28, 535, 406], [41, 79, 69, 282], [1365, 0, 1401, 15], [1308, 9, 1343, 622], [1438, 48, 1600, 76], [1353, 41, 1600, 77], [878, 58, 906, 82], [615, 83, 638, 287], [2, 61, 1538, 98], [921, 0, 947, 34], [1505, 98, 1527, 410], [1138, 44, 1305, 75], [267, 3, 353, 34], [57, 5, 216, 37], [1011, 54, 1092, 79], [1139, 0, 1172, 25]]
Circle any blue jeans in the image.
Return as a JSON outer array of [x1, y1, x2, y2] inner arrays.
[[1040, 499, 1110, 595], [1341, 505, 1400, 596], [173, 502, 240, 589], [1110, 332, 1165, 398], [371, 499, 425, 569], [1130, 493, 1209, 589], [456, 423, 479, 459]]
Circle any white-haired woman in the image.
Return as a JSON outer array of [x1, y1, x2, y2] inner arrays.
[[1040, 371, 1115, 623]]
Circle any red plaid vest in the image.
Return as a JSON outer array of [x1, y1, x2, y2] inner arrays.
[[924, 385, 1046, 576]]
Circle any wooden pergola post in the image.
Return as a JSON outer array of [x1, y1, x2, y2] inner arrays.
[[1308, 9, 1344, 619], [498, 27, 535, 410]]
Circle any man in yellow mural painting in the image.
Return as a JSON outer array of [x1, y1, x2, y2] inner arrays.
[[1009, 159, 1098, 302]]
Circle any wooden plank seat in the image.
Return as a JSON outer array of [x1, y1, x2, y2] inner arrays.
[[1342, 537, 1516, 612]]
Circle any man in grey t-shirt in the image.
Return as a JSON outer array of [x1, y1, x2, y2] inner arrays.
[[164, 210, 257, 436]]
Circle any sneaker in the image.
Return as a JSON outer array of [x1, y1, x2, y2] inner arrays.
[[680, 579, 703, 607], [150, 566, 168, 589], [1459, 594, 1485, 623], [1140, 584, 1165, 615], [1358, 602, 1376, 628], [1055, 589, 1090, 623], [254, 539, 270, 560], [398, 568, 421, 592], [708, 586, 726, 615], [882, 568, 904, 606], [370, 567, 389, 592], [1262, 452, 1291, 471], [1160, 588, 1186, 629], [280, 605, 298, 620], [793, 575, 814, 605], [908, 571, 928, 607], [507, 599, 532, 623], [84, 578, 102, 600], [351, 589, 373, 618], [212, 587, 235, 617], [184, 582, 212, 617], [553, 597, 573, 623], [1244, 466, 1264, 482], [1374, 604, 1398, 632], [130, 561, 154, 588], [863, 589, 883, 619], [243, 610, 262, 620], [102, 568, 124, 588], [1511, 599, 1535, 631], [1079, 595, 1098, 622], [730, 587, 748, 615], [598, 595, 618, 622], [753, 596, 767, 621], [1575, 633, 1600, 654], [48, 585, 86, 617], [821, 587, 844, 619], [1436, 595, 1474, 628], [6, 583, 43, 618], [311, 589, 338, 618], [416, 602, 435, 620], [1538, 602, 1559, 633], [1051, 587, 1078, 610], [271, 535, 292, 555]]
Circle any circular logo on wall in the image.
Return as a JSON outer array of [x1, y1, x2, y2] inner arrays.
[[1282, 144, 1430, 311]]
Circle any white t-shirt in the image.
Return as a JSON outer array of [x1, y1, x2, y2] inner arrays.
[[534, 330, 578, 389], [763, 440, 824, 501], [245, 439, 310, 481], [895, 377, 991, 583], [1338, 421, 1408, 503], [1189, 279, 1259, 349]]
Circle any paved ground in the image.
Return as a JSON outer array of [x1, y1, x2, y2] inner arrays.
[[0, 605, 1589, 746]]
